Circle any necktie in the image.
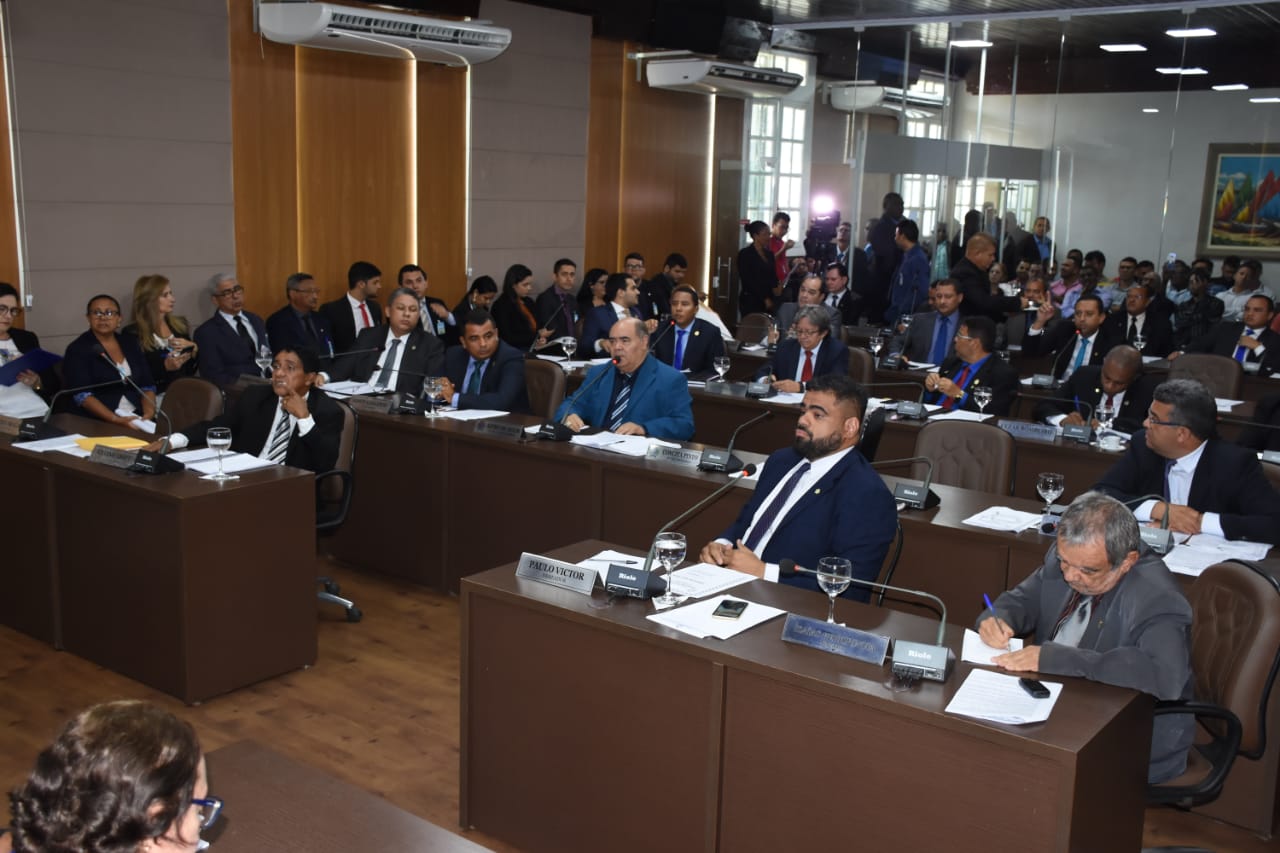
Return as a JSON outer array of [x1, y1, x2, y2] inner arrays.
[[940, 364, 972, 410], [359, 302, 371, 330], [234, 314, 254, 356], [1071, 335, 1090, 374], [265, 405, 292, 464], [1052, 591, 1093, 648], [304, 314, 319, 344], [674, 329, 687, 371], [930, 315, 951, 365], [466, 359, 485, 395], [743, 462, 811, 551], [801, 349, 814, 383], [1104, 394, 1115, 415], [1234, 329, 1254, 362], [421, 301, 436, 335], [608, 373, 633, 431], [375, 338, 400, 388], [1127, 317, 1138, 344], [1163, 458, 1175, 503]]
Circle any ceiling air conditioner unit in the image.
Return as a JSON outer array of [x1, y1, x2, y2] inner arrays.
[[826, 81, 887, 112], [257, 1, 511, 66], [646, 57, 802, 99]]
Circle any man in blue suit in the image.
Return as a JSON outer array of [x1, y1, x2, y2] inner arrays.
[[438, 309, 530, 413], [755, 305, 850, 392], [699, 373, 897, 600], [194, 273, 270, 390], [266, 272, 334, 359], [556, 317, 693, 440], [652, 284, 725, 377], [579, 273, 654, 356]]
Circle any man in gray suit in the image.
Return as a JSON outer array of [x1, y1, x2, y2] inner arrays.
[[772, 273, 839, 341], [977, 491, 1193, 783], [890, 278, 963, 364]]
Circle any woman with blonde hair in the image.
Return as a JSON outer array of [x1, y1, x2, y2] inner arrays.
[[123, 275, 198, 393]]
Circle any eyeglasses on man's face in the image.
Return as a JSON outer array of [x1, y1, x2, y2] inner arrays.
[[214, 286, 245, 298]]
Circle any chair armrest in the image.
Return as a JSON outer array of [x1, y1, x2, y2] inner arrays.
[[1147, 700, 1243, 807]]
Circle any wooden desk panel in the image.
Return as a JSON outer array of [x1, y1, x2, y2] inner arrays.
[[0, 445, 59, 645]]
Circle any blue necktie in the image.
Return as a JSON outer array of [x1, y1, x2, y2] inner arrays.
[[673, 328, 687, 371], [743, 462, 811, 551], [466, 358, 486, 394], [1234, 329, 1254, 363], [930, 315, 951, 365], [608, 373, 633, 430], [1071, 335, 1090, 373]]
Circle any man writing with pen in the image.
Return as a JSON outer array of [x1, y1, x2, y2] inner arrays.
[[976, 491, 1194, 783]]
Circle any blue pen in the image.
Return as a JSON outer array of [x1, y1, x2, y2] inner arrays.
[[983, 593, 1011, 651], [1073, 394, 1081, 414]]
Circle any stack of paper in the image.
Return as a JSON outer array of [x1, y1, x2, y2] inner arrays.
[[962, 507, 1043, 532], [945, 669, 1063, 725], [169, 449, 277, 475], [905, 360, 938, 371], [75, 436, 149, 452], [13, 434, 88, 453], [438, 409, 507, 421], [666, 563, 756, 598], [1214, 398, 1243, 412], [960, 628, 1024, 666], [569, 432, 653, 457], [767, 391, 805, 405], [646, 595, 785, 640], [1162, 534, 1271, 577], [323, 381, 376, 397], [929, 409, 992, 422]]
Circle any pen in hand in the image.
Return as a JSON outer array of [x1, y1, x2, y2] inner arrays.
[[983, 593, 1012, 652]]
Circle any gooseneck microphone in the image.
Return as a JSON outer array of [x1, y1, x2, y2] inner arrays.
[[782, 558, 953, 682], [699, 411, 772, 472], [94, 345, 173, 441], [1120, 492, 1174, 553], [863, 381, 927, 419], [16, 379, 125, 441], [95, 347, 185, 473], [647, 319, 677, 353], [323, 345, 388, 386], [539, 357, 619, 441], [1044, 329, 1081, 385], [871, 455, 940, 509]]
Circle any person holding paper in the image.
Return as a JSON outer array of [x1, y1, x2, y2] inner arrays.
[[977, 491, 1193, 783], [63, 293, 158, 428], [438, 309, 530, 413], [0, 282, 57, 403], [1093, 378, 1280, 544], [698, 373, 897, 600]]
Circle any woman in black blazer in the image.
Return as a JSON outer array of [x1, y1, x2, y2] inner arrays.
[[491, 264, 551, 351], [0, 282, 57, 401], [63, 293, 158, 427], [737, 220, 779, 317], [122, 274, 198, 393]]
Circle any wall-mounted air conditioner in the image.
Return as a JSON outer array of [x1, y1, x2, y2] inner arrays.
[[645, 57, 802, 99], [257, 1, 511, 66]]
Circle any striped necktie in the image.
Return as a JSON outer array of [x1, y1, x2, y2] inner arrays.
[[266, 405, 292, 464], [608, 373, 633, 430], [743, 462, 811, 551]]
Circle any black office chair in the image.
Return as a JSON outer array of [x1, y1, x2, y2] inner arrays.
[[316, 400, 362, 622], [1142, 559, 1280, 853], [871, 521, 903, 607], [860, 406, 887, 462]]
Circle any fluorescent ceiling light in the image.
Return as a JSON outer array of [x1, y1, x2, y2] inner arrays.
[[1142, 108, 1159, 113], [1212, 84, 1249, 92], [1166, 27, 1216, 38], [1156, 67, 1209, 76], [1100, 43, 1147, 53], [949, 39, 993, 48], [1250, 97, 1280, 104]]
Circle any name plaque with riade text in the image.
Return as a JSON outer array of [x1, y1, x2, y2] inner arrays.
[[780, 614, 890, 665], [514, 552, 598, 595]]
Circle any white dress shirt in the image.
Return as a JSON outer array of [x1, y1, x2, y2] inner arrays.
[[257, 401, 316, 460], [369, 328, 411, 388], [1044, 387, 1126, 427], [1135, 440, 1224, 538], [790, 339, 825, 383], [348, 293, 374, 333]]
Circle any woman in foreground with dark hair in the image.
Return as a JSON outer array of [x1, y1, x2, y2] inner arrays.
[[3, 700, 220, 853]]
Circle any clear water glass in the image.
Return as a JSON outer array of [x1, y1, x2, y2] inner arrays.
[[1036, 472, 1065, 514], [713, 356, 731, 382], [255, 344, 272, 377], [816, 556, 853, 623], [652, 532, 686, 607], [972, 386, 993, 415], [202, 427, 238, 482]]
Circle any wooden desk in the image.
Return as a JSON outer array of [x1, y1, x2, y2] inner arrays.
[[206, 741, 490, 852], [0, 420, 318, 703], [461, 540, 1151, 853]]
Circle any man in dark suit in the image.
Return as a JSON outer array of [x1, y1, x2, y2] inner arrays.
[[652, 284, 725, 377], [438, 309, 530, 413], [320, 260, 383, 355], [555, 317, 693, 440], [891, 278, 964, 364], [1034, 345, 1155, 433], [773, 273, 839, 337], [322, 288, 444, 394], [864, 192, 904, 323], [953, 232, 1026, 323], [923, 315, 1019, 415], [698, 373, 897, 600], [1094, 378, 1280, 544], [266, 272, 333, 359], [1105, 282, 1174, 358], [639, 253, 685, 321], [755, 304, 850, 393], [580, 273, 649, 356], [535, 258, 580, 342], [821, 262, 860, 326], [194, 273, 270, 390], [1004, 277, 1064, 350], [1023, 294, 1121, 381], [1173, 293, 1280, 374], [165, 345, 342, 474], [399, 263, 454, 340]]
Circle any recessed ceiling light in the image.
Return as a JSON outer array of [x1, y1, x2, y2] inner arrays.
[[949, 39, 993, 49], [1142, 108, 1160, 113], [1166, 27, 1217, 38], [1156, 67, 1209, 76], [1212, 84, 1249, 92], [1250, 97, 1280, 104], [1100, 43, 1147, 53]]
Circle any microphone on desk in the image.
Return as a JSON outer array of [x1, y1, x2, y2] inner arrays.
[[607, 463, 758, 599], [1031, 395, 1095, 443], [1033, 331, 1078, 388], [871, 456, 940, 509], [782, 558, 954, 683], [16, 379, 127, 441], [539, 358, 619, 442], [863, 381, 927, 419], [94, 347, 184, 474], [1119, 492, 1174, 554], [698, 411, 772, 472]]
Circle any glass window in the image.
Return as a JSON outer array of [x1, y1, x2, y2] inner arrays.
[[744, 51, 814, 244]]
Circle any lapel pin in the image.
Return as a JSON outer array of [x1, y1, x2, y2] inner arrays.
[[814, 488, 822, 495], [694, 330, 700, 336]]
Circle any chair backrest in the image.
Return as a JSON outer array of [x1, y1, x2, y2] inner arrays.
[[872, 521, 904, 607], [912, 420, 1016, 494], [1263, 462, 1280, 492], [1169, 353, 1243, 399], [860, 406, 887, 462], [1188, 560, 1280, 759], [736, 312, 773, 344], [316, 400, 359, 531], [847, 347, 873, 384], [524, 358, 566, 420], [159, 377, 224, 431]]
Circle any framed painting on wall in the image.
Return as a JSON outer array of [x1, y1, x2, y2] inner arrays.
[[1198, 143, 1280, 260]]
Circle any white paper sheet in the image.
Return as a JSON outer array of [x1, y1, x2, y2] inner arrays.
[[739, 343, 767, 352], [928, 409, 992, 422], [905, 360, 938, 370], [1142, 355, 1163, 364], [665, 563, 756, 599], [11, 433, 88, 453], [945, 668, 1063, 725], [1215, 397, 1243, 411], [767, 391, 806, 405], [1163, 534, 1271, 577], [576, 549, 644, 585], [568, 432, 653, 457], [181, 451, 277, 475], [960, 628, 1025, 666], [323, 381, 376, 397], [646, 595, 785, 640], [535, 354, 567, 362], [962, 507, 1043, 532], [113, 410, 157, 434], [438, 409, 508, 421]]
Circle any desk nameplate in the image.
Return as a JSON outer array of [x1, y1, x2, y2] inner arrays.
[[646, 445, 702, 468], [476, 421, 526, 440], [514, 552, 597, 595], [780, 614, 889, 665], [996, 419, 1058, 443]]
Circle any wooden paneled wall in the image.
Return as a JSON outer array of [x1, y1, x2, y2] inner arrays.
[[226, 0, 468, 320], [0, 16, 21, 322]]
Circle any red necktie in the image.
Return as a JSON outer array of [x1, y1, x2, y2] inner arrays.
[[801, 350, 814, 383], [1105, 394, 1115, 409], [359, 302, 371, 330], [941, 364, 972, 410]]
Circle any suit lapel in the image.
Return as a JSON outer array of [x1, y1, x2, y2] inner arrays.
[[778, 454, 849, 532]]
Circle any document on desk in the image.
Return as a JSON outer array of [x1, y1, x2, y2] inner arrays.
[[945, 669, 1063, 725], [170, 450, 277, 475], [647, 595, 785, 640], [1162, 534, 1270, 577], [12, 433, 88, 453], [767, 391, 806, 405], [1214, 397, 1243, 412], [962, 507, 1043, 532], [576, 549, 642, 584], [928, 409, 992, 422], [75, 435, 149, 452], [438, 409, 507, 421], [323, 381, 377, 397], [960, 628, 1024, 666], [667, 563, 756, 599], [569, 432, 653, 457], [905, 360, 938, 371]]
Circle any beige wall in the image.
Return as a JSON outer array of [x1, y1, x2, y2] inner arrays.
[[470, 0, 590, 296], [7, 0, 234, 352]]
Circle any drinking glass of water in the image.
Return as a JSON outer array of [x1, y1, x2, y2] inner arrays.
[[972, 385, 993, 416], [1036, 472, 1065, 515], [202, 427, 238, 482], [255, 344, 272, 377], [713, 356, 731, 383], [652, 532, 687, 608], [817, 556, 853, 623]]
